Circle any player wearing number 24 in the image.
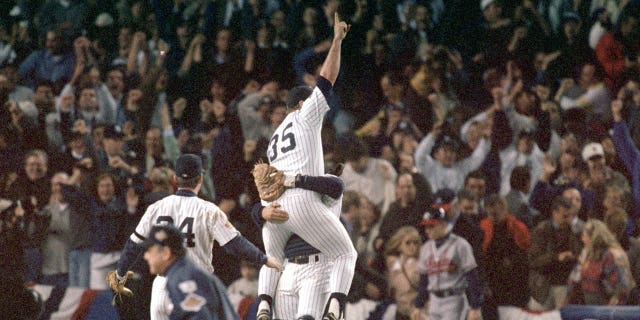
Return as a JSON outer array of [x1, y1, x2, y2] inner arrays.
[[112, 154, 281, 320]]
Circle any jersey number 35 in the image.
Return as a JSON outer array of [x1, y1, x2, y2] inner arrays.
[[268, 123, 297, 162]]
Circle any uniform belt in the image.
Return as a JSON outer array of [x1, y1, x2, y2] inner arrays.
[[431, 288, 466, 298], [288, 254, 320, 265]]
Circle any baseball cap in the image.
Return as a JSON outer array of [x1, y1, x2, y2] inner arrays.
[[582, 142, 604, 161], [175, 154, 204, 179], [141, 224, 184, 252], [432, 188, 455, 212], [480, 0, 496, 11], [103, 125, 125, 140], [285, 86, 313, 109], [421, 207, 448, 226]]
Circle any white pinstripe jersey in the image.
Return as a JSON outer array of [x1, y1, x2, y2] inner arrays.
[[267, 86, 329, 177], [418, 234, 476, 292], [131, 195, 239, 274]]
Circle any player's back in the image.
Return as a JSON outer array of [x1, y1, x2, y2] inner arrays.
[[143, 195, 234, 274], [268, 87, 329, 177]]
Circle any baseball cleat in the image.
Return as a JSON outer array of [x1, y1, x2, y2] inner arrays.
[[257, 309, 271, 320], [322, 312, 339, 320]]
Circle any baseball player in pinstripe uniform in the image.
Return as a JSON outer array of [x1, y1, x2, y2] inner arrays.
[[112, 154, 280, 320], [412, 207, 483, 320], [257, 13, 356, 320], [253, 172, 344, 319]]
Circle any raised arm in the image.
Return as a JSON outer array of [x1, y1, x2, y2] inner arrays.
[[318, 12, 350, 86], [612, 99, 640, 169]]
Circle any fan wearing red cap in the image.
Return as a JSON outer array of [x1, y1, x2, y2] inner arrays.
[[412, 207, 483, 320]]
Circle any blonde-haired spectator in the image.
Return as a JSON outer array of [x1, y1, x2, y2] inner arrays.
[[604, 208, 640, 284], [385, 226, 422, 320], [568, 219, 636, 305]]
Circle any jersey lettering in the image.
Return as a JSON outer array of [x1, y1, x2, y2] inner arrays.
[[156, 216, 196, 247], [280, 122, 297, 153], [268, 122, 297, 162]]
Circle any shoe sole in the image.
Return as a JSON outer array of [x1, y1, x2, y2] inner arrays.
[[257, 310, 270, 320]]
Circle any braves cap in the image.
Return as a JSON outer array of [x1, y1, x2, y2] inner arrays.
[[421, 207, 448, 226], [432, 188, 455, 212], [175, 154, 204, 179]]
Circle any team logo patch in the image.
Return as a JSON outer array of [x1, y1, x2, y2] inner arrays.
[[180, 293, 206, 312], [178, 280, 197, 293]]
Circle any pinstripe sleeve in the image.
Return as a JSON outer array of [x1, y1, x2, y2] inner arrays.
[[298, 86, 330, 129], [208, 206, 239, 246]]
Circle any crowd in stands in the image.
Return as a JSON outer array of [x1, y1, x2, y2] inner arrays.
[[1, 0, 640, 319]]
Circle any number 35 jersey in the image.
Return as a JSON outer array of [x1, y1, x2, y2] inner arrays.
[[131, 194, 239, 274], [267, 86, 329, 177]]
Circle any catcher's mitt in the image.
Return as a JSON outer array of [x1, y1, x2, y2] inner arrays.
[[252, 162, 285, 201], [106, 270, 134, 304]]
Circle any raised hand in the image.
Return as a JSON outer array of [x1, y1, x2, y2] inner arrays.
[[333, 12, 350, 41], [611, 99, 623, 122], [126, 188, 139, 210]]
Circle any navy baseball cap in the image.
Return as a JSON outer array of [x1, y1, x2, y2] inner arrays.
[[175, 154, 204, 179], [285, 86, 313, 108], [103, 125, 125, 140], [141, 224, 184, 252], [421, 207, 448, 226], [432, 188, 455, 211]]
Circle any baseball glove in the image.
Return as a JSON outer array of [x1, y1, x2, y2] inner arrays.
[[106, 270, 134, 304], [252, 162, 285, 201]]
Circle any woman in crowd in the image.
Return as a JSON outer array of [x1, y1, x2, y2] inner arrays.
[[384, 226, 422, 320], [568, 219, 636, 305]]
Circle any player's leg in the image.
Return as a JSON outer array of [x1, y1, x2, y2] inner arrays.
[[273, 261, 298, 320], [296, 253, 331, 319], [150, 275, 169, 320], [258, 222, 292, 319], [431, 294, 466, 320], [283, 194, 357, 319]]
